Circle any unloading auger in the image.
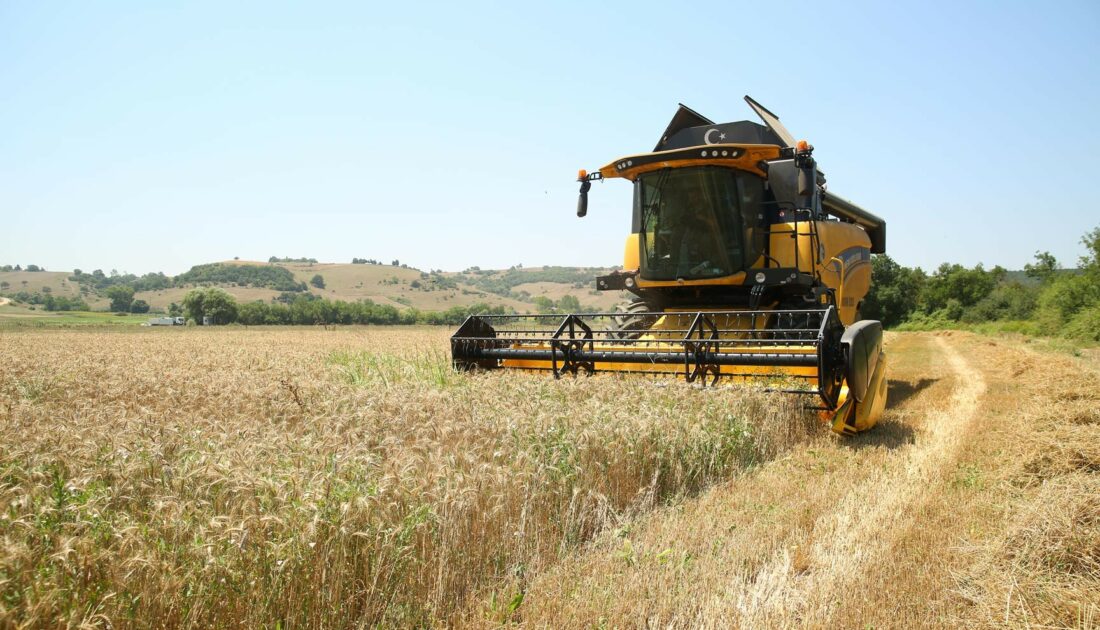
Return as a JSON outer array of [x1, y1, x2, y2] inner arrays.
[[451, 96, 888, 434]]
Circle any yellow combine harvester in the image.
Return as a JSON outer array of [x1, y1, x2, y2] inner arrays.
[[452, 96, 888, 434]]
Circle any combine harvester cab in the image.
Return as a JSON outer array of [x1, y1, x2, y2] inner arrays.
[[452, 97, 888, 434]]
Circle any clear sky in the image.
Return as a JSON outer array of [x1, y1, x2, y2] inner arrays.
[[2, 1, 1098, 275]]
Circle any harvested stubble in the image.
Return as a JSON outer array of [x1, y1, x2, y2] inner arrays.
[[0, 327, 817, 627]]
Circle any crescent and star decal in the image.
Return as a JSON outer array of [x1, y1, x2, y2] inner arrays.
[[703, 128, 727, 145]]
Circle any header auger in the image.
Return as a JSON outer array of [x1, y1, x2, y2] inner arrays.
[[452, 96, 889, 434]]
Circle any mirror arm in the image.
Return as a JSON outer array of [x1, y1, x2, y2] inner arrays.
[[575, 171, 600, 218]]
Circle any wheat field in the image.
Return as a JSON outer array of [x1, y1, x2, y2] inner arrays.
[[0, 327, 817, 628]]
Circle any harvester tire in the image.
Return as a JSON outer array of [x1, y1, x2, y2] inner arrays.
[[606, 298, 658, 340]]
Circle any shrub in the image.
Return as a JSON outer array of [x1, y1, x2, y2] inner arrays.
[[1062, 306, 1100, 341]]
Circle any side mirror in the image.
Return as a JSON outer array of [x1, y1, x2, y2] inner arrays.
[[577, 179, 591, 217], [794, 141, 816, 208]]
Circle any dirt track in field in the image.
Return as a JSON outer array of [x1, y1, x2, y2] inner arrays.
[[506, 332, 1100, 628], [726, 336, 988, 625]]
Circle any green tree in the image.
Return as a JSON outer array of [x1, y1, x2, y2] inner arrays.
[[203, 289, 238, 324], [1024, 250, 1059, 285], [1030, 226, 1100, 333], [182, 287, 238, 324], [861, 255, 925, 328], [168, 302, 182, 317], [310, 274, 325, 289], [962, 281, 1038, 322], [920, 263, 997, 317], [106, 285, 135, 312], [182, 289, 204, 323], [130, 299, 150, 314], [533, 296, 555, 313], [237, 301, 270, 325], [1079, 226, 1100, 279], [1036, 273, 1098, 324], [558, 294, 581, 312]]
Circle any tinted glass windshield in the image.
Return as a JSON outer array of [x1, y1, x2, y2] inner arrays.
[[636, 166, 764, 280]]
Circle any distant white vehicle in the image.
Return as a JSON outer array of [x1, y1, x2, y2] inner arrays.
[[147, 317, 185, 326]]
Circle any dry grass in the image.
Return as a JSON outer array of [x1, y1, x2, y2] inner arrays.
[[510, 331, 1100, 629], [951, 341, 1100, 628], [276, 262, 535, 311], [0, 327, 817, 628], [0, 272, 101, 308], [5, 328, 1095, 628]]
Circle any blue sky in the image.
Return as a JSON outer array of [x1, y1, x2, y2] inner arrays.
[[2, 1, 1098, 275]]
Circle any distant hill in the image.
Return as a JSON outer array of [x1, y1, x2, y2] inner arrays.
[[0, 260, 629, 315]]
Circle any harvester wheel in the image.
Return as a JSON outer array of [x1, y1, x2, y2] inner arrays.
[[606, 298, 658, 339]]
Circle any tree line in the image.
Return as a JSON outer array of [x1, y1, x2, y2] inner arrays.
[[179, 287, 514, 326], [69, 264, 307, 293], [0, 264, 46, 272], [174, 264, 306, 291], [1, 291, 90, 311], [268, 256, 318, 264], [863, 226, 1099, 341], [69, 269, 172, 292]]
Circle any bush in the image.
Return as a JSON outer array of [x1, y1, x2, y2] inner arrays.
[[961, 281, 1038, 323], [1034, 274, 1098, 331], [1062, 306, 1100, 341], [935, 298, 966, 322]]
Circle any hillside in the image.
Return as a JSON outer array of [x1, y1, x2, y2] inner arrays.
[[0, 270, 108, 308], [0, 261, 630, 316]]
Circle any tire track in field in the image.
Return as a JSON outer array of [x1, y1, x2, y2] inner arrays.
[[725, 335, 987, 625]]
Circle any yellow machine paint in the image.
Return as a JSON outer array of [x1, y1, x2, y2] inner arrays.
[[451, 97, 889, 434], [621, 219, 872, 326], [501, 312, 820, 383]]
